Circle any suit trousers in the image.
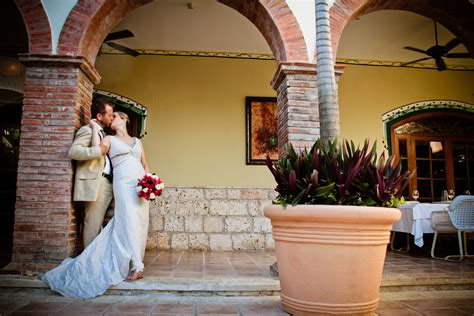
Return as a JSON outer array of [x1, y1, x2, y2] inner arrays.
[[83, 176, 114, 248]]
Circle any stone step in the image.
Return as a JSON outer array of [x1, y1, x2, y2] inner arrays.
[[381, 274, 474, 292], [0, 276, 280, 297], [1, 274, 473, 297]]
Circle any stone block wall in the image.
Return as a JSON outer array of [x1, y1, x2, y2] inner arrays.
[[147, 187, 277, 251]]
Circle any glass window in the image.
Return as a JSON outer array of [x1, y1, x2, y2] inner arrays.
[[416, 160, 431, 178], [467, 145, 474, 160], [433, 180, 447, 201], [431, 161, 445, 178], [399, 139, 407, 158], [455, 180, 469, 196], [417, 180, 431, 202], [415, 140, 430, 158], [393, 113, 474, 202]]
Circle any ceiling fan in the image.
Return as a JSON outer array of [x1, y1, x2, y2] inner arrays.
[[401, 21, 471, 71], [102, 30, 140, 57]]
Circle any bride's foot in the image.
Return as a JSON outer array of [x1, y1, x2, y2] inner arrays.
[[125, 270, 144, 282]]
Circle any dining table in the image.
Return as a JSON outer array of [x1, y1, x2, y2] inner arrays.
[[391, 202, 451, 248]]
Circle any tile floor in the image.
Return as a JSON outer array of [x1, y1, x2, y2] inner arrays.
[[1, 295, 474, 315], [142, 250, 276, 278], [1, 250, 473, 315], [382, 250, 474, 278], [141, 249, 474, 280]]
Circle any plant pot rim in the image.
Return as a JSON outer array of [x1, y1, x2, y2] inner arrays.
[[264, 204, 401, 224]]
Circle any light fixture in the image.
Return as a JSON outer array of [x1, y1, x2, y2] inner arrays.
[[0, 57, 25, 104], [430, 141, 443, 154]]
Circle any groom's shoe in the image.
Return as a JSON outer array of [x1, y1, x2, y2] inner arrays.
[[125, 270, 144, 282]]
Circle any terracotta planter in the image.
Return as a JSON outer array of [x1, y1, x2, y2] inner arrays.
[[264, 204, 400, 316]]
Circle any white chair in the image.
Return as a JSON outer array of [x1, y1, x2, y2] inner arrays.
[[430, 195, 474, 261]]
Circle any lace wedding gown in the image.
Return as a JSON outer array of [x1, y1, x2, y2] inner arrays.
[[42, 136, 149, 298]]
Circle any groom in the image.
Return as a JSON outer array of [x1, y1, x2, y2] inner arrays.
[[69, 99, 115, 248]]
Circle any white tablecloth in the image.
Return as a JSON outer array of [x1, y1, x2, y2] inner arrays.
[[392, 203, 450, 247]]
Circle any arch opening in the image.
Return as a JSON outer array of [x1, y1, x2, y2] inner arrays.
[[0, 0, 28, 269], [93, 89, 147, 138], [383, 101, 474, 202]]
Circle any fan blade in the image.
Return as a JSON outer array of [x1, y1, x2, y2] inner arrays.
[[403, 46, 429, 55], [443, 38, 461, 53], [104, 30, 134, 42], [445, 52, 472, 58], [106, 42, 140, 57], [435, 57, 447, 71], [400, 57, 432, 66]]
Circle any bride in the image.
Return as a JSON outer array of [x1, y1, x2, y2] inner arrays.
[[42, 111, 150, 298]]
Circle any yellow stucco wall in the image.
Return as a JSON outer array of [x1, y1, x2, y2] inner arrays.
[[338, 66, 474, 147], [95, 55, 474, 187], [95, 55, 278, 187]]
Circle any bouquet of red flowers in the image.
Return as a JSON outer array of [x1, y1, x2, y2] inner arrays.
[[137, 173, 164, 202]]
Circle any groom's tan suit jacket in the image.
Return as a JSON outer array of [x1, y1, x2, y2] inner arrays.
[[68, 125, 105, 201]]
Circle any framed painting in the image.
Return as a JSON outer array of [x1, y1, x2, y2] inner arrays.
[[246, 96, 278, 165]]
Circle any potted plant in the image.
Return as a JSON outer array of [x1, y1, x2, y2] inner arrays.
[[264, 139, 412, 315]]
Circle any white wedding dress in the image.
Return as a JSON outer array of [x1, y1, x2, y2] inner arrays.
[[42, 136, 149, 298]]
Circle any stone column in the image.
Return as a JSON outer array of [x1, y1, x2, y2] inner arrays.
[[271, 62, 346, 154], [271, 62, 319, 154], [268, 63, 346, 277], [6, 55, 100, 271]]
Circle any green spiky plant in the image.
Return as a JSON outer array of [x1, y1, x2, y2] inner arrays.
[[266, 139, 413, 207]]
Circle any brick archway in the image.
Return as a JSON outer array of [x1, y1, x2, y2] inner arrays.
[[219, 0, 308, 63], [328, 0, 474, 59], [59, 0, 308, 65], [58, 0, 151, 64], [14, 0, 52, 54], [8, 0, 311, 270]]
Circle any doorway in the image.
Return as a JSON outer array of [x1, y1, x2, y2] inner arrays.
[[391, 112, 474, 202], [0, 102, 21, 268]]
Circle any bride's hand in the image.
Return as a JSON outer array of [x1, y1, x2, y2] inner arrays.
[[89, 119, 102, 147], [89, 119, 100, 131]]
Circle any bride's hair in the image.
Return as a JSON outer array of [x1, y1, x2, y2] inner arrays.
[[115, 111, 131, 134]]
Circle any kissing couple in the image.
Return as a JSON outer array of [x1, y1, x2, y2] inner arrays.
[[42, 99, 152, 298]]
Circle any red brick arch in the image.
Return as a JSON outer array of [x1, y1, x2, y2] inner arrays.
[[14, 0, 52, 54], [9, 0, 308, 270], [30, 0, 308, 65], [328, 0, 474, 59], [219, 0, 308, 63], [57, 0, 151, 63]]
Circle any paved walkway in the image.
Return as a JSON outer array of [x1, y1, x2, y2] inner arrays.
[[1, 250, 474, 315], [143, 249, 474, 280]]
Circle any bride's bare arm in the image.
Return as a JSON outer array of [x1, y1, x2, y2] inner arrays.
[[140, 141, 150, 173]]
